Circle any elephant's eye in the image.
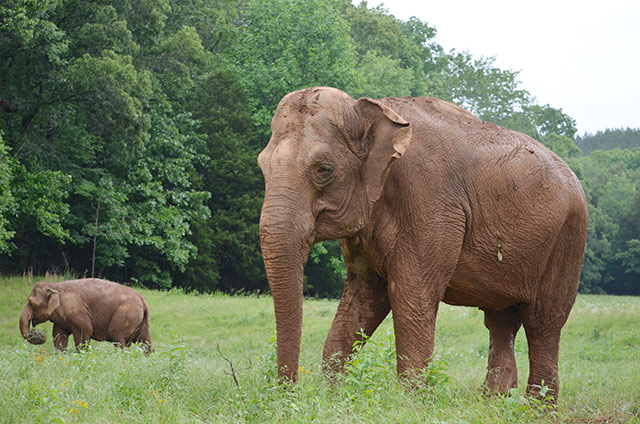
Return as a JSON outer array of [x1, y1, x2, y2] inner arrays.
[[314, 164, 334, 185]]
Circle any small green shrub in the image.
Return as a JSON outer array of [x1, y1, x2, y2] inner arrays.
[[494, 386, 556, 420]]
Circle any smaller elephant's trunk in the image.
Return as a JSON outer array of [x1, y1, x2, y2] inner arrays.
[[19, 306, 33, 339]]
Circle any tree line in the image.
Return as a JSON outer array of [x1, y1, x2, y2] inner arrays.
[[571, 129, 640, 294], [576, 128, 640, 156], [1, 0, 638, 295]]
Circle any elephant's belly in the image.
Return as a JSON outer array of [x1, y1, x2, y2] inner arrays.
[[442, 278, 521, 311], [91, 330, 108, 341], [445, 246, 536, 310]]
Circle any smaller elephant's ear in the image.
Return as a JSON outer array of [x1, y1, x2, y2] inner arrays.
[[46, 288, 60, 316], [354, 98, 412, 204]]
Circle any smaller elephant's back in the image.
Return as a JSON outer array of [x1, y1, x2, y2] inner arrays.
[[59, 278, 145, 306]]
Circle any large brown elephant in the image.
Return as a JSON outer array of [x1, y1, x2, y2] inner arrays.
[[19, 278, 152, 352], [258, 87, 588, 400]]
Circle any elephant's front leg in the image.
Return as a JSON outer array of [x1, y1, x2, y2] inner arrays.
[[387, 220, 463, 379], [389, 280, 440, 378], [71, 322, 93, 351], [52, 325, 70, 350], [387, 257, 455, 379], [323, 265, 390, 374]]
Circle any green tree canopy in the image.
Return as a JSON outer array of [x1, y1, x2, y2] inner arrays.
[[576, 128, 640, 155], [1, 0, 637, 295], [230, 0, 358, 133]]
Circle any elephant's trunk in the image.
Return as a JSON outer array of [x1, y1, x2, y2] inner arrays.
[[260, 196, 313, 383], [19, 305, 33, 339]]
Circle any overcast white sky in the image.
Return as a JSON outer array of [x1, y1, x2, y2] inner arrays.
[[362, 0, 640, 135]]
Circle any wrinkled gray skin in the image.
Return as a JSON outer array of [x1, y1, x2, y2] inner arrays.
[[20, 278, 152, 352], [258, 87, 588, 402]]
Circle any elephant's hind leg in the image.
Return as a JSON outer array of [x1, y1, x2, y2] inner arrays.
[[482, 306, 521, 393], [108, 305, 143, 349], [521, 289, 572, 403], [134, 317, 153, 354], [521, 314, 562, 402], [521, 215, 584, 402]]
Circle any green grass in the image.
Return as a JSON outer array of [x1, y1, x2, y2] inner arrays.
[[1, 275, 639, 423]]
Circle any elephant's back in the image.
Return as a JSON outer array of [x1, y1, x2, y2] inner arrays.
[[382, 96, 538, 156], [58, 278, 145, 305], [382, 96, 585, 205]]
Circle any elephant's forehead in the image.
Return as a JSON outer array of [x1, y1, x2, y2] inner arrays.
[[269, 120, 336, 161], [265, 136, 307, 165], [270, 111, 307, 144], [262, 87, 352, 171], [271, 87, 350, 138], [32, 283, 46, 295], [260, 128, 335, 180], [270, 107, 332, 151], [276, 86, 349, 114]]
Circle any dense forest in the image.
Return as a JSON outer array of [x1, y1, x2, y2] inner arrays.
[[1, 0, 638, 295], [576, 128, 640, 155]]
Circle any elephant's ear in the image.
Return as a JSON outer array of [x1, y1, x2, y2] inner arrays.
[[354, 98, 412, 204], [46, 288, 60, 316]]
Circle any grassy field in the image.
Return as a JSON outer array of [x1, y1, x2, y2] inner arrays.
[[1, 275, 639, 423]]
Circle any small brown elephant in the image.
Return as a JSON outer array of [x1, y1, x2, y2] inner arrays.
[[19, 278, 152, 352], [258, 87, 588, 401]]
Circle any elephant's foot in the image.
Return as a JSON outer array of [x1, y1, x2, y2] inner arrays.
[[321, 350, 348, 375], [525, 358, 559, 404], [483, 365, 518, 394]]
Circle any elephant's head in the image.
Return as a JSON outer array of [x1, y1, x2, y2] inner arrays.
[[19, 283, 60, 342], [258, 87, 412, 381]]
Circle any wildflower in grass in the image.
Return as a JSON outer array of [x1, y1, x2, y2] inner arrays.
[[68, 400, 89, 415], [151, 389, 165, 403], [298, 366, 311, 375], [72, 400, 89, 409], [34, 347, 48, 363]]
